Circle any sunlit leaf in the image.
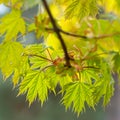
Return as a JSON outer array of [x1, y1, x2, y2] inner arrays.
[[0, 41, 23, 81], [62, 81, 94, 115], [19, 70, 49, 105], [0, 0, 23, 9], [0, 10, 26, 41]]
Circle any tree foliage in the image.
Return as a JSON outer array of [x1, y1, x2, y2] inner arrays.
[[0, 0, 120, 115]]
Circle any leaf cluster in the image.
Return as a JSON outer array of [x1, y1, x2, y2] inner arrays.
[[0, 0, 120, 116]]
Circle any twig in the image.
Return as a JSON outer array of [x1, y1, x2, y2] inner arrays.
[[45, 27, 87, 38], [45, 27, 120, 39], [46, 48, 53, 62], [42, 0, 71, 67], [40, 64, 54, 71], [23, 16, 120, 40], [83, 66, 99, 69], [23, 53, 52, 62], [59, 29, 87, 39]]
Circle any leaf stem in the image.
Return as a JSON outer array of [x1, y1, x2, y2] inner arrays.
[[40, 64, 54, 71], [46, 48, 53, 62], [23, 53, 52, 62]]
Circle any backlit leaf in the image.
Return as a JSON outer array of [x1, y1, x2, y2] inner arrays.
[[62, 81, 94, 115], [19, 70, 49, 105], [0, 10, 26, 41], [0, 41, 23, 81], [0, 0, 23, 9]]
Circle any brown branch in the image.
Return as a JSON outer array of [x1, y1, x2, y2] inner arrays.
[[83, 66, 100, 70], [59, 29, 87, 39], [23, 16, 120, 40], [45, 27, 120, 39], [40, 64, 54, 71], [41, 0, 71, 67], [46, 48, 53, 62], [45, 27, 87, 39]]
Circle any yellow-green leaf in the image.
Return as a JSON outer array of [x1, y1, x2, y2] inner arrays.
[[0, 41, 23, 81], [0, 0, 23, 9], [19, 70, 49, 105], [62, 81, 94, 116], [0, 10, 26, 41]]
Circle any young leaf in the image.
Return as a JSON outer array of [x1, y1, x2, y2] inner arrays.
[[24, 44, 46, 55], [19, 70, 49, 105], [0, 41, 23, 81], [80, 69, 99, 84], [0, 0, 23, 9], [93, 61, 114, 106], [0, 10, 26, 41], [112, 52, 120, 75], [62, 81, 94, 115], [65, 0, 98, 20]]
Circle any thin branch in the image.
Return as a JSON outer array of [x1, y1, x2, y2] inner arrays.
[[23, 53, 52, 62], [23, 16, 120, 40], [45, 27, 120, 39], [40, 64, 54, 71], [46, 48, 53, 62], [45, 27, 87, 39], [42, 0, 71, 67], [59, 29, 87, 39]]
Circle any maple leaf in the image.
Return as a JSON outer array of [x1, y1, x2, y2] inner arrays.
[[19, 70, 49, 105], [0, 41, 23, 83], [93, 61, 114, 106], [23, 44, 50, 69], [24, 44, 46, 55], [113, 52, 120, 74], [62, 81, 94, 116], [0, 0, 23, 9], [80, 69, 99, 84], [12, 55, 30, 86], [0, 10, 26, 41]]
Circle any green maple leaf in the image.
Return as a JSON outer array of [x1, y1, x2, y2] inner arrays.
[[80, 69, 99, 84], [65, 0, 97, 20], [19, 70, 49, 105], [62, 81, 94, 115], [24, 44, 50, 69], [24, 44, 46, 55], [0, 0, 23, 9], [113, 52, 120, 73], [0, 10, 26, 41], [59, 75, 73, 88], [101, 62, 114, 106], [0, 41, 23, 83], [30, 56, 49, 69], [93, 78, 114, 106], [93, 61, 114, 106]]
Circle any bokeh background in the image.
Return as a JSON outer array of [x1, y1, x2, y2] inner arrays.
[[0, 3, 120, 120]]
